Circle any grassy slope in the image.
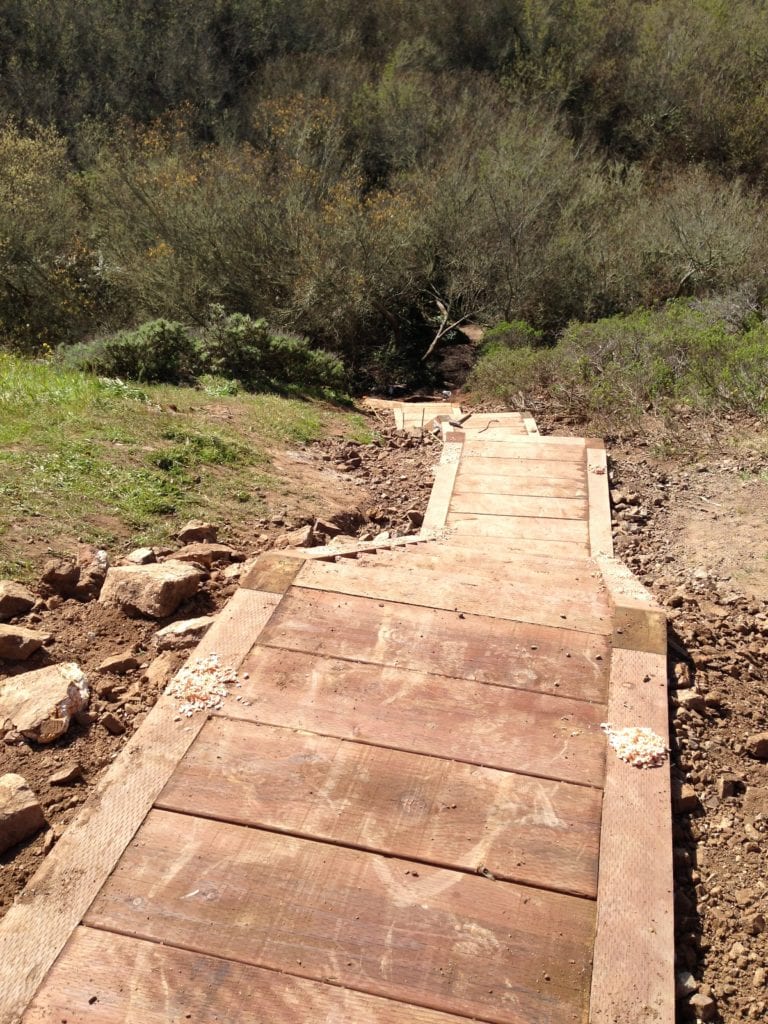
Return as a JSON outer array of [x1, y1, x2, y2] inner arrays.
[[0, 355, 371, 580]]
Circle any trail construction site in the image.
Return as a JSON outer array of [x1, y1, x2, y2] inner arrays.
[[1, 402, 679, 1023]]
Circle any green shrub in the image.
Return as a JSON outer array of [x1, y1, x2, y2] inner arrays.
[[195, 308, 269, 385], [61, 320, 195, 383], [480, 320, 543, 352]]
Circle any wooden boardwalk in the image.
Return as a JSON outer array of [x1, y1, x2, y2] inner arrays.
[[0, 408, 673, 1024]]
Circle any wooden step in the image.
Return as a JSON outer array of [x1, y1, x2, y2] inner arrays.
[[454, 470, 588, 499], [461, 439, 586, 462], [158, 718, 601, 898], [295, 558, 609, 634], [436, 532, 591, 559], [259, 589, 610, 703], [445, 513, 590, 545], [457, 455, 586, 482], [85, 810, 595, 1024], [449, 493, 588, 520], [231, 647, 607, 786]]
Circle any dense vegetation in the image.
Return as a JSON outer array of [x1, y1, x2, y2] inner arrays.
[[2, 1, 768, 403]]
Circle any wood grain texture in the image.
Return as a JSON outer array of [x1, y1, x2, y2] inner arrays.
[[462, 439, 586, 462], [259, 589, 610, 703], [454, 471, 588, 499], [445, 513, 590, 545], [25, 927, 484, 1024], [458, 426, 528, 441], [422, 440, 463, 532], [0, 587, 282, 1024], [589, 647, 673, 1024], [449, 493, 588, 520], [597, 556, 667, 654], [365, 544, 600, 582], [585, 444, 613, 558], [85, 810, 595, 1024], [241, 553, 306, 593], [457, 456, 586, 482], [438, 533, 592, 559], [295, 558, 610, 635], [159, 719, 601, 897], [230, 647, 607, 786]]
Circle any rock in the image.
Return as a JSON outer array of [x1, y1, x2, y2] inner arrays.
[[73, 544, 109, 600], [178, 520, 218, 544], [169, 543, 240, 568], [673, 781, 701, 814], [743, 787, 768, 820], [101, 711, 126, 735], [754, 967, 767, 988], [745, 912, 765, 936], [0, 581, 36, 621], [313, 519, 341, 539], [49, 762, 84, 786], [406, 509, 424, 527], [98, 652, 140, 675], [274, 525, 314, 549], [142, 651, 179, 689], [0, 663, 89, 744], [688, 992, 717, 1021], [671, 661, 693, 689], [716, 774, 741, 800], [39, 558, 78, 596], [0, 774, 45, 854], [0, 624, 52, 661], [124, 547, 156, 565], [746, 732, 768, 760], [373, 531, 391, 543], [674, 690, 706, 714], [155, 615, 215, 651], [99, 562, 204, 618], [676, 971, 698, 998]]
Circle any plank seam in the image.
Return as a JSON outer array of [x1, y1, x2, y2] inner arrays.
[[0, 585, 285, 1024]]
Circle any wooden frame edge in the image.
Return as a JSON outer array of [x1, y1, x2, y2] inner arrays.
[[521, 411, 540, 435], [0, 586, 283, 1024], [586, 440, 614, 558], [590, 557, 673, 1024], [420, 432, 465, 533]]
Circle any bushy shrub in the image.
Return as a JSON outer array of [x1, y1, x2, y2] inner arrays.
[[195, 308, 270, 385], [61, 320, 195, 382], [480, 320, 543, 352]]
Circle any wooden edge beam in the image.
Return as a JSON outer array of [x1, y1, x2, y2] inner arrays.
[[0, 586, 283, 1024], [240, 552, 307, 593], [522, 411, 540, 435], [292, 531, 440, 562], [421, 432, 465, 533], [586, 441, 614, 558], [393, 403, 404, 431], [597, 555, 667, 654]]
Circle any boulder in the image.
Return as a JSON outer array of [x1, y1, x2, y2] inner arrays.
[[99, 562, 204, 618], [155, 615, 215, 651], [0, 774, 45, 854], [746, 732, 768, 760], [0, 624, 52, 661], [177, 520, 218, 544], [39, 558, 78, 596], [123, 547, 156, 565], [274, 525, 314, 549], [0, 663, 89, 743], [0, 581, 36, 621], [169, 543, 240, 568]]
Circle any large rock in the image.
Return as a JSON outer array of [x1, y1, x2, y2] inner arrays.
[[155, 615, 215, 651], [169, 543, 240, 568], [39, 546, 109, 601], [0, 663, 89, 744], [746, 732, 768, 760], [0, 624, 52, 661], [99, 562, 205, 618], [177, 520, 218, 544], [0, 581, 36, 621], [0, 774, 45, 854]]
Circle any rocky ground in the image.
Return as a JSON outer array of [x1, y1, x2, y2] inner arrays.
[[0, 419, 438, 913], [2, 401, 767, 1023]]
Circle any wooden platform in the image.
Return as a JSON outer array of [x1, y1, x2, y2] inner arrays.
[[0, 408, 674, 1024]]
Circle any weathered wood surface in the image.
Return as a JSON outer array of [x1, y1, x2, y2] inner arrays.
[[228, 646, 607, 786], [259, 588, 610, 702], [159, 718, 601, 897], [449, 492, 588, 520], [454, 470, 588, 498], [445, 512, 590, 546], [85, 810, 595, 1024]]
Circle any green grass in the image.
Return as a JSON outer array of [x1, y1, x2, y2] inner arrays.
[[0, 353, 366, 577]]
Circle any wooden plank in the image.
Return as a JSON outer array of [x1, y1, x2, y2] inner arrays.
[[230, 647, 607, 786], [449, 493, 588, 521], [363, 544, 602, 581], [462, 439, 586, 462], [0, 587, 283, 1024], [440, 532, 591, 559], [260, 589, 610, 703], [459, 426, 528, 441], [522, 412, 540, 435], [85, 810, 595, 1024], [597, 556, 667, 654], [445, 513, 589, 545], [241, 552, 306, 593], [454, 471, 588, 498], [393, 404, 404, 431], [421, 439, 463, 532], [589, 646, 673, 1024], [586, 442, 613, 558], [457, 456, 586, 482], [159, 719, 601, 898], [25, 928, 482, 1024], [295, 559, 610, 635]]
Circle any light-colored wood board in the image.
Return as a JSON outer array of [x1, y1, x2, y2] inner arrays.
[[459, 426, 529, 441], [241, 552, 306, 593], [295, 559, 610, 635], [589, 647, 673, 1024], [25, 928, 483, 1024], [85, 810, 595, 1024], [597, 555, 667, 654], [445, 513, 590, 544], [260, 589, 610, 703], [454, 471, 588, 498], [586, 444, 613, 558], [449, 493, 588, 521], [463, 412, 527, 424], [522, 412, 540, 435], [159, 719, 601, 898], [462, 439, 586, 462], [421, 441, 463, 532], [230, 647, 607, 786], [438, 533, 592, 559], [365, 543, 600, 582], [457, 456, 586, 482], [0, 587, 282, 1024], [393, 405, 404, 430]]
